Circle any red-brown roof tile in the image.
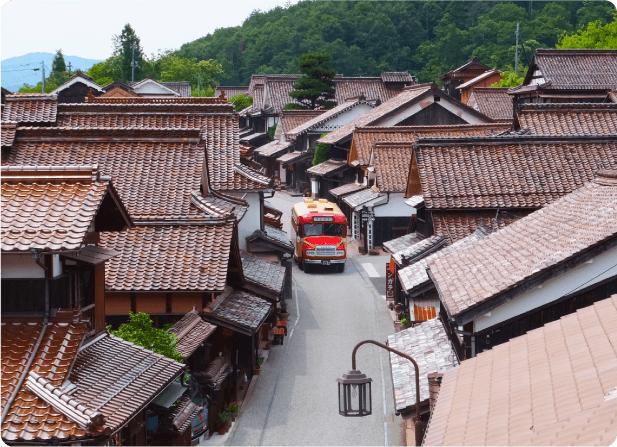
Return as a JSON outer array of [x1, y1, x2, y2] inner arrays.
[[1, 165, 128, 252], [1, 96, 57, 124], [516, 103, 617, 135], [467, 88, 513, 121], [168, 311, 217, 361], [349, 123, 510, 167], [240, 250, 286, 300], [206, 288, 273, 335], [429, 170, 617, 320], [100, 223, 234, 292], [415, 135, 617, 210], [424, 296, 617, 446], [431, 210, 530, 244], [1, 122, 16, 147], [372, 143, 413, 192], [279, 110, 325, 135]]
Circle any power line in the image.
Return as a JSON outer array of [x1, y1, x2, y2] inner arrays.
[[1, 68, 40, 73]]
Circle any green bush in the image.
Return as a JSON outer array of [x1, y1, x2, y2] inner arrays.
[[268, 123, 277, 139], [312, 133, 331, 166]]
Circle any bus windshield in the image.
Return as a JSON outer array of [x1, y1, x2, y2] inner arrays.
[[303, 223, 344, 237]]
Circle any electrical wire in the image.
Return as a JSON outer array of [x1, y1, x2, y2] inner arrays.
[[1, 68, 40, 73]]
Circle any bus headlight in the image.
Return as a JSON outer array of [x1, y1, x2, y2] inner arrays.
[[306, 250, 316, 256], [335, 250, 345, 256]]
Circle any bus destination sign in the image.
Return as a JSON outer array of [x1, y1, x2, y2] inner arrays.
[[313, 216, 334, 222]]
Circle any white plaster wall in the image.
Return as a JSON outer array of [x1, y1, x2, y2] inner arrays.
[[313, 103, 374, 132], [133, 82, 176, 95], [378, 96, 487, 127], [1, 253, 46, 279], [474, 244, 617, 332], [374, 193, 410, 217], [226, 192, 261, 251]]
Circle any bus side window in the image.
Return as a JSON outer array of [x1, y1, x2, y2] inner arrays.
[[343, 225, 347, 238]]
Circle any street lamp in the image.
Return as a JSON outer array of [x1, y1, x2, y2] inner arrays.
[[337, 340, 425, 446]]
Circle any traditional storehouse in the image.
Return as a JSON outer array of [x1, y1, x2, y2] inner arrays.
[[455, 69, 502, 104], [439, 58, 491, 101], [508, 49, 617, 109], [466, 87, 514, 122], [51, 71, 104, 103], [423, 296, 617, 446]]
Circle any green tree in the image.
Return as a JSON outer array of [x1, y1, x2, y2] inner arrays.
[[558, 15, 617, 49], [52, 49, 66, 73], [228, 93, 253, 112], [157, 51, 224, 89], [87, 55, 123, 85], [491, 67, 528, 88], [313, 136, 330, 166], [289, 52, 336, 110], [114, 23, 144, 82], [109, 312, 183, 363]]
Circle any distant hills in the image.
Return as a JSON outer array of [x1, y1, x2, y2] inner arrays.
[[1, 52, 103, 92]]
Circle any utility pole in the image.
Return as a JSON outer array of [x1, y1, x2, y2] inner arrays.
[[41, 61, 45, 93], [196, 73, 203, 97], [515, 22, 520, 76], [68, 62, 72, 76], [130, 42, 139, 83]]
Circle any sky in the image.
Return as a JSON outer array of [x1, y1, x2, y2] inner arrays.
[[0, 0, 298, 61]]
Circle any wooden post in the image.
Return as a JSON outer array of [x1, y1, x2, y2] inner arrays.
[[94, 263, 106, 334]]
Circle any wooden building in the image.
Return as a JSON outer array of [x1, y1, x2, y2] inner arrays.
[[51, 71, 104, 103], [455, 69, 502, 104], [439, 58, 491, 101]]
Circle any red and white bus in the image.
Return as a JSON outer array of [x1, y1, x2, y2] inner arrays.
[[291, 198, 347, 273]]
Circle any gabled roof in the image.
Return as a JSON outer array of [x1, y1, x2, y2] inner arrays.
[[373, 142, 413, 192], [1, 165, 131, 252], [456, 69, 502, 90], [424, 296, 617, 446], [306, 159, 348, 177], [466, 88, 513, 121], [439, 58, 491, 81], [168, 311, 217, 361], [388, 318, 458, 412], [130, 78, 182, 97], [100, 222, 234, 292], [285, 98, 376, 140], [342, 187, 384, 209], [349, 123, 510, 167], [101, 79, 134, 93], [429, 170, 617, 322], [381, 72, 416, 83], [516, 102, 617, 135], [414, 135, 617, 210], [391, 235, 447, 268], [190, 190, 248, 220], [2, 94, 57, 124], [205, 288, 273, 336], [279, 109, 324, 135], [254, 139, 292, 158], [51, 71, 103, 94], [246, 224, 294, 254], [328, 181, 366, 199], [319, 84, 494, 146], [160, 82, 192, 97]]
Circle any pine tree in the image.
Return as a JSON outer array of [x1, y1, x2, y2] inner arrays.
[[289, 53, 336, 110], [51, 49, 66, 74], [114, 23, 144, 82]]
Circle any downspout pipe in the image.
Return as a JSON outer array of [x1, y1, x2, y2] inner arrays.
[[1, 250, 50, 425]]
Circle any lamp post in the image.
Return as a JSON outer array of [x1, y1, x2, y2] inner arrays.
[[337, 340, 424, 446]]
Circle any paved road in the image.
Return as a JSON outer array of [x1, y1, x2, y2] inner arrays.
[[227, 193, 404, 446]]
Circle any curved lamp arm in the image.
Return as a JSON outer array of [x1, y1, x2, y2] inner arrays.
[[351, 339, 424, 446]]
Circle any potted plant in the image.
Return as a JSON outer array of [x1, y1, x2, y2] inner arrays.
[[400, 314, 411, 328], [277, 299, 290, 321], [228, 402, 238, 422], [254, 356, 265, 375], [218, 410, 231, 434]]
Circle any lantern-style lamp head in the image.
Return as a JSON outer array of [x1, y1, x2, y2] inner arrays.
[[337, 370, 372, 417]]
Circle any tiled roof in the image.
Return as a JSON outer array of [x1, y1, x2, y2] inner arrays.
[[515, 49, 617, 91], [58, 101, 233, 116], [431, 210, 530, 244], [398, 228, 488, 294], [516, 103, 617, 135], [100, 223, 234, 292], [467, 88, 513, 121], [100, 87, 139, 98], [1, 96, 57, 124], [405, 195, 424, 208], [1, 122, 16, 147], [52, 72, 103, 94], [276, 151, 312, 165], [190, 190, 248, 220], [381, 72, 416, 83], [392, 235, 447, 268], [160, 82, 192, 97], [306, 159, 348, 177], [1, 317, 92, 442], [423, 296, 617, 446], [169, 397, 200, 432], [328, 182, 366, 199], [349, 123, 510, 167], [440, 58, 491, 80], [69, 332, 184, 436], [285, 99, 375, 140], [263, 224, 293, 250], [85, 93, 228, 104], [387, 318, 458, 412], [1, 166, 127, 252], [456, 69, 502, 90], [373, 143, 413, 192], [415, 135, 617, 210], [279, 110, 324, 135], [168, 311, 217, 361], [342, 187, 383, 209], [254, 139, 292, 157], [383, 232, 420, 254], [232, 163, 272, 190], [429, 170, 617, 320], [215, 86, 249, 99], [240, 250, 286, 300], [318, 84, 434, 145], [208, 289, 273, 335]]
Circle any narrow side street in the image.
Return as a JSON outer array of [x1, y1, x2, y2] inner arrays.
[[220, 192, 404, 446]]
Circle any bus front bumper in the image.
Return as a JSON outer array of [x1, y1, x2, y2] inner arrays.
[[304, 259, 346, 264]]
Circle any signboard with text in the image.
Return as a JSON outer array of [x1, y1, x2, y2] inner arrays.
[[386, 258, 396, 301]]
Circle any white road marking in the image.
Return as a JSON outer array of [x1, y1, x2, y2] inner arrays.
[[362, 262, 381, 277]]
